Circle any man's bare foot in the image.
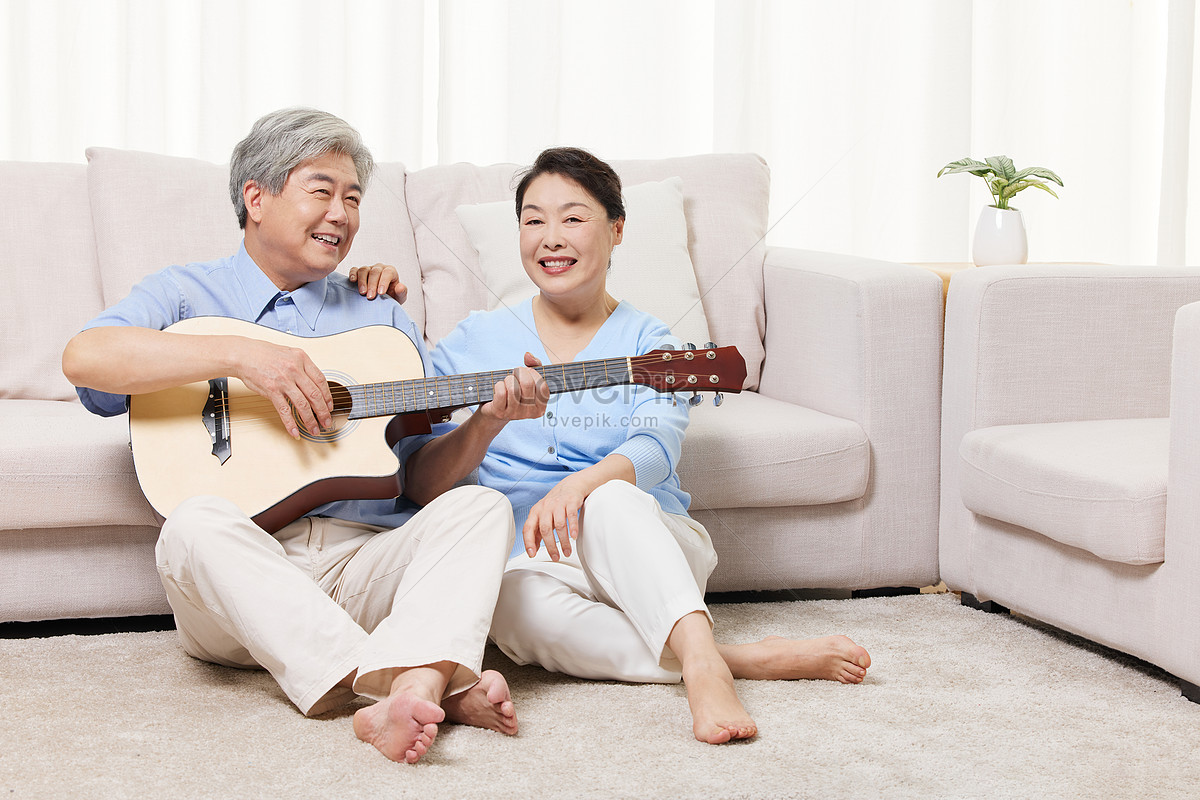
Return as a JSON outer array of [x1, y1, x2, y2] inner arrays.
[[720, 635, 871, 683], [682, 655, 757, 744], [442, 670, 519, 735], [353, 691, 445, 764]]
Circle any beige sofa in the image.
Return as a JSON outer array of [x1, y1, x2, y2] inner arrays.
[[0, 149, 945, 623], [939, 264, 1200, 698]]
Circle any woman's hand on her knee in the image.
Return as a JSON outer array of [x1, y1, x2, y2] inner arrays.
[[521, 458, 637, 559], [522, 479, 585, 560]]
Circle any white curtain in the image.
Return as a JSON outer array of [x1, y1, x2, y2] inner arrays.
[[1, 0, 1195, 265]]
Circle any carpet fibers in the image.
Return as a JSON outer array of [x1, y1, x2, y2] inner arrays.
[[2, 592, 1196, 799]]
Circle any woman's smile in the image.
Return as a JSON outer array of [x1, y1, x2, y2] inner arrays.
[[539, 257, 577, 274]]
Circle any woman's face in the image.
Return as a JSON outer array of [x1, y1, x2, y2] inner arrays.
[[518, 172, 623, 308]]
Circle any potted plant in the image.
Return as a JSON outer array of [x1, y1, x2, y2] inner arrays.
[[937, 155, 1064, 266]]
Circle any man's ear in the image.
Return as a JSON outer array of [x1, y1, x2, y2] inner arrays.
[[243, 181, 266, 225]]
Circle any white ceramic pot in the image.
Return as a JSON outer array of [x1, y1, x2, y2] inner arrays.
[[972, 206, 1028, 266]]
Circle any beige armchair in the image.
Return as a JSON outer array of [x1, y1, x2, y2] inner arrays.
[[939, 264, 1200, 699]]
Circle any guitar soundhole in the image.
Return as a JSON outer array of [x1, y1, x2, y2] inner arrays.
[[331, 384, 354, 415], [293, 381, 358, 443]]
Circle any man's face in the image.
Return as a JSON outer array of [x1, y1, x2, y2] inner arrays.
[[244, 151, 362, 291]]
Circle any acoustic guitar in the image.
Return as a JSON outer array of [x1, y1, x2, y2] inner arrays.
[[129, 316, 746, 532]]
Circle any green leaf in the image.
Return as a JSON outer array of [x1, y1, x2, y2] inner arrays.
[[985, 155, 1017, 180], [1012, 166, 1064, 186], [1024, 181, 1060, 198], [1002, 178, 1060, 201], [938, 154, 1062, 206], [937, 158, 991, 178]]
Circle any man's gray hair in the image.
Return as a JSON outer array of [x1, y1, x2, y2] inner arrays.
[[229, 107, 376, 229]]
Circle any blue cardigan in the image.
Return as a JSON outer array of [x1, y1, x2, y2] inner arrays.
[[431, 299, 692, 557]]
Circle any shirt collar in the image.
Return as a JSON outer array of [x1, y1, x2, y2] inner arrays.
[[233, 242, 328, 330]]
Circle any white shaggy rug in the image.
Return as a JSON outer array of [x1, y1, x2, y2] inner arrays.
[[2, 592, 1197, 799]]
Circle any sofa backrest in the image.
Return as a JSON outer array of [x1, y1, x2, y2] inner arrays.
[[83, 149, 426, 334], [406, 154, 769, 388], [0, 161, 104, 402], [25, 150, 767, 404]]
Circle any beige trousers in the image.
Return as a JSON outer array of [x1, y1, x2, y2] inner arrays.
[[155, 485, 514, 716], [489, 480, 718, 683]]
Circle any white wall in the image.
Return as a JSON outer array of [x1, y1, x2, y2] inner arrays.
[[2, 0, 1193, 265]]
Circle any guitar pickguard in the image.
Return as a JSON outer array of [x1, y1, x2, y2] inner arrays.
[[202, 378, 231, 465]]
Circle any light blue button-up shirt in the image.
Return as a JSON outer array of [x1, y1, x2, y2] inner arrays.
[[77, 243, 445, 528]]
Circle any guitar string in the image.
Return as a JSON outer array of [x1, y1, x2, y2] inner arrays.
[[207, 387, 733, 428], [197, 351, 734, 425]]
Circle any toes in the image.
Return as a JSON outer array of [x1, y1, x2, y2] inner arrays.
[[700, 725, 733, 744]]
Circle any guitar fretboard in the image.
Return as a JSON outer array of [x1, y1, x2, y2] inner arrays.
[[345, 356, 635, 419]]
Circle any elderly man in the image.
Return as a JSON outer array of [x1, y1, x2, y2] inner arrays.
[[62, 107, 545, 764]]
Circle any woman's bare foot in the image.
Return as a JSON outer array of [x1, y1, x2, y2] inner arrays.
[[442, 670, 519, 735], [720, 635, 871, 683], [682, 655, 758, 744], [668, 612, 757, 744], [353, 690, 445, 764]]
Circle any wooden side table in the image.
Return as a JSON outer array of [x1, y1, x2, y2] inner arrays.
[[910, 263, 1104, 302], [909, 262, 975, 300]]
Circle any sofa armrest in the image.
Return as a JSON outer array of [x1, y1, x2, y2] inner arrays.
[[1165, 302, 1200, 678], [760, 247, 944, 426], [761, 247, 944, 587]]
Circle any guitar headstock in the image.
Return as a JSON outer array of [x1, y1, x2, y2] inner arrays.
[[631, 346, 746, 394]]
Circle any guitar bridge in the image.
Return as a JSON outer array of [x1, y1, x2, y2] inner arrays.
[[203, 378, 231, 465]]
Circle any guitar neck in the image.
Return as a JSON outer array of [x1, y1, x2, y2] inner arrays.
[[345, 355, 637, 420]]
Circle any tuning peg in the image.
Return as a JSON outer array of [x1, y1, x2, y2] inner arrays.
[[688, 393, 703, 407], [684, 343, 696, 350], [704, 342, 716, 350], [713, 392, 724, 407], [661, 343, 676, 351]]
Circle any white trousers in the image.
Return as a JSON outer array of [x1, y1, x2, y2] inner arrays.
[[155, 485, 514, 716], [489, 480, 718, 683]]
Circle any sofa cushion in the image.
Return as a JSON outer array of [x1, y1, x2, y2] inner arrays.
[[0, 161, 104, 402], [958, 418, 1167, 565], [0, 399, 158, 530], [679, 391, 869, 509], [84, 149, 426, 333], [456, 177, 712, 349], [407, 154, 768, 389]]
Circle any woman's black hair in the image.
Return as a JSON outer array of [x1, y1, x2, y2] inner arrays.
[[514, 147, 625, 222]]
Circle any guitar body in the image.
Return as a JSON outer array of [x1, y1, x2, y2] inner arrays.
[[129, 317, 428, 533]]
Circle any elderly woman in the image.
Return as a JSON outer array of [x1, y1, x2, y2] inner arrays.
[[396, 147, 870, 744]]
